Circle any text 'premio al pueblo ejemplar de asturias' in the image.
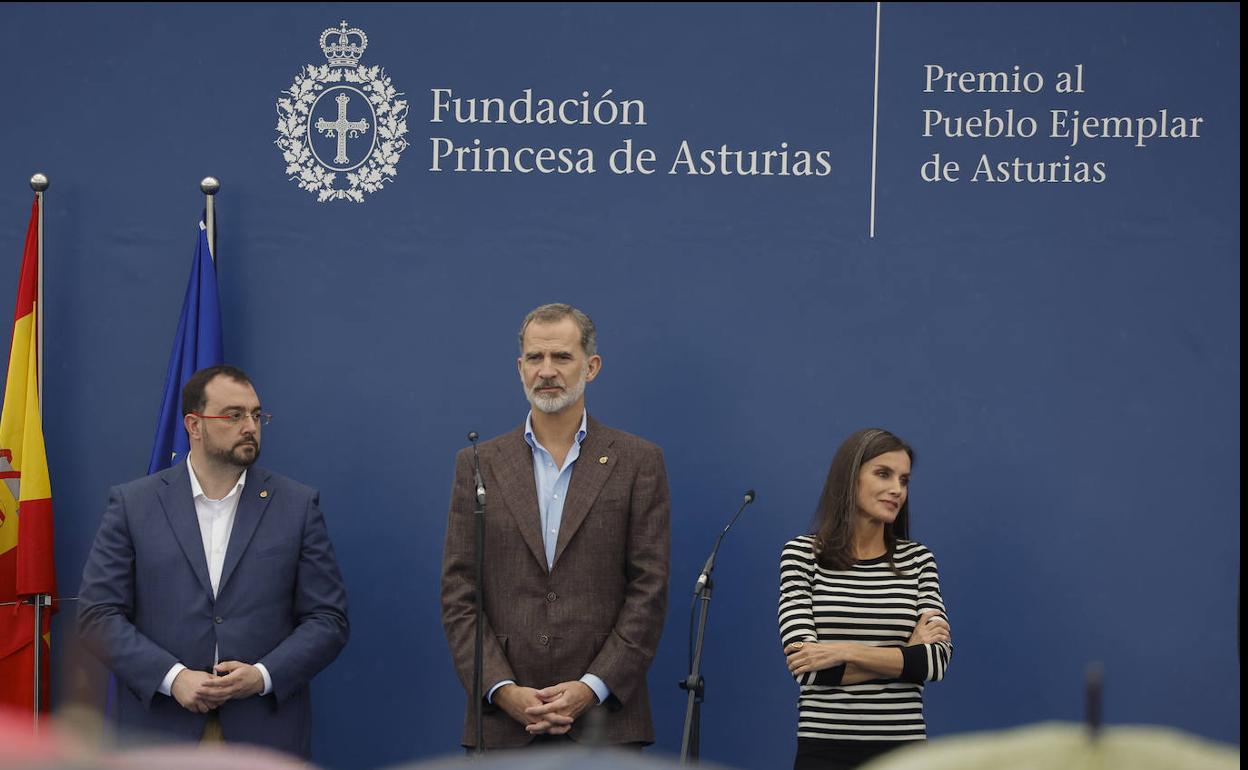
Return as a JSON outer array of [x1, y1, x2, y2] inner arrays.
[[919, 64, 1205, 184]]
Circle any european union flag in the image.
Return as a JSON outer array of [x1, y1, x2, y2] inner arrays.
[[146, 220, 223, 474]]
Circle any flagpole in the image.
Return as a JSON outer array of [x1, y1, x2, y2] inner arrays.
[[28, 171, 49, 730], [29, 174, 46, 405], [201, 177, 219, 262]]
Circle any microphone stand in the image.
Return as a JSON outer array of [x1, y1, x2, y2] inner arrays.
[[679, 576, 712, 764], [469, 432, 487, 756], [679, 490, 755, 764]]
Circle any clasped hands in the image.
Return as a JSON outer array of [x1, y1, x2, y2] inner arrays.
[[171, 661, 265, 714], [495, 681, 597, 735]]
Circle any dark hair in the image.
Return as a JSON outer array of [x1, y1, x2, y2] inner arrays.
[[518, 303, 597, 356], [181, 365, 253, 417], [811, 428, 914, 571]]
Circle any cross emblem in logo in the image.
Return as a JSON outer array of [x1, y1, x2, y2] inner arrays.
[[276, 20, 407, 202], [315, 93, 370, 165]]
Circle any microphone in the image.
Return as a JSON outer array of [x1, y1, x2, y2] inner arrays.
[[693, 489, 756, 596], [468, 432, 485, 505]]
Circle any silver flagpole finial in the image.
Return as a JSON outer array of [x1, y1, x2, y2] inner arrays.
[[200, 176, 220, 195], [30, 173, 49, 192]]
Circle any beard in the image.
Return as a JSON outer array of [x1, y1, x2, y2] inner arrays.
[[206, 437, 261, 468], [526, 370, 587, 414]]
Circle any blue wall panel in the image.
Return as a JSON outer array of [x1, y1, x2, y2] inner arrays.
[[1, 4, 1238, 769]]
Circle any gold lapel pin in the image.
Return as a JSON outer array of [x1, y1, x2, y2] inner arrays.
[[259, 490, 269, 498], [598, 456, 608, 464]]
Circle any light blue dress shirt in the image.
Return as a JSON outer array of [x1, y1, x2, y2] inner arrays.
[[525, 410, 587, 572], [487, 411, 610, 706]]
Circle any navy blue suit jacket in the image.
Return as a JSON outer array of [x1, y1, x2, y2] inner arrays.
[[78, 462, 349, 758]]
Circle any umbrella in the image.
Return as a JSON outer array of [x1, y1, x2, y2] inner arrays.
[[0, 705, 72, 768], [0, 705, 319, 770], [383, 746, 739, 770], [860, 722, 1239, 770], [110, 744, 317, 770]]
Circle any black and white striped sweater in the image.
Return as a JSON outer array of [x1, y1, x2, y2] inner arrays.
[[778, 535, 952, 742]]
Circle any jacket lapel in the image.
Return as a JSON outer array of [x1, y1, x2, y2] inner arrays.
[[553, 418, 616, 568], [218, 466, 274, 593], [488, 427, 548, 571], [156, 463, 213, 600]]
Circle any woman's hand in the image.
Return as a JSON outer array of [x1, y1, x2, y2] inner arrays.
[[784, 641, 851, 675], [908, 612, 951, 646]]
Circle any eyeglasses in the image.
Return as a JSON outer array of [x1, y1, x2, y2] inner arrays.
[[190, 410, 273, 426]]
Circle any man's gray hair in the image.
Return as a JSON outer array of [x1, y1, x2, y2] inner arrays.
[[518, 303, 598, 356]]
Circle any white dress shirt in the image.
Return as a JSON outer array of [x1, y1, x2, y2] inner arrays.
[[157, 456, 273, 697]]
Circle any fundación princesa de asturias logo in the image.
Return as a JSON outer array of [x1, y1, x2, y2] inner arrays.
[[275, 21, 409, 202]]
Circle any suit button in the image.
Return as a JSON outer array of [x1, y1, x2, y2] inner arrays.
[[214, 617, 223, 624], [546, 592, 558, 603], [539, 634, 549, 645]]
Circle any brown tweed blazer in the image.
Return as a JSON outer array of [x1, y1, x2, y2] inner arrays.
[[440, 414, 670, 748]]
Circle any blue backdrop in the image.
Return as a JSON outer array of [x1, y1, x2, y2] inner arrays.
[[1, 4, 1239, 769]]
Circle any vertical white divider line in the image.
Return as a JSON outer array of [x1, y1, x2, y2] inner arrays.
[[870, 2, 882, 238]]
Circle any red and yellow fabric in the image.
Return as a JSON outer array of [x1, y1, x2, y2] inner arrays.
[[0, 199, 56, 712]]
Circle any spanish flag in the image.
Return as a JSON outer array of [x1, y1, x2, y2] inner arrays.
[[0, 199, 56, 712]]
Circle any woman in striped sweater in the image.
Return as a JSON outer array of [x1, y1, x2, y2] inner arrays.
[[778, 428, 952, 770]]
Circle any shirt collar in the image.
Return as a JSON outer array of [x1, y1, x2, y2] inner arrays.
[[187, 453, 247, 503], [524, 410, 588, 450]]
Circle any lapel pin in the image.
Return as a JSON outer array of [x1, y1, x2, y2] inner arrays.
[[598, 456, 608, 464], [259, 490, 269, 498]]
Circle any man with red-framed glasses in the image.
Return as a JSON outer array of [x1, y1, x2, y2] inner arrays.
[[79, 364, 348, 758]]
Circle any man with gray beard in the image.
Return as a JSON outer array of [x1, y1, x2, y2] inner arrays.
[[441, 303, 671, 749]]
